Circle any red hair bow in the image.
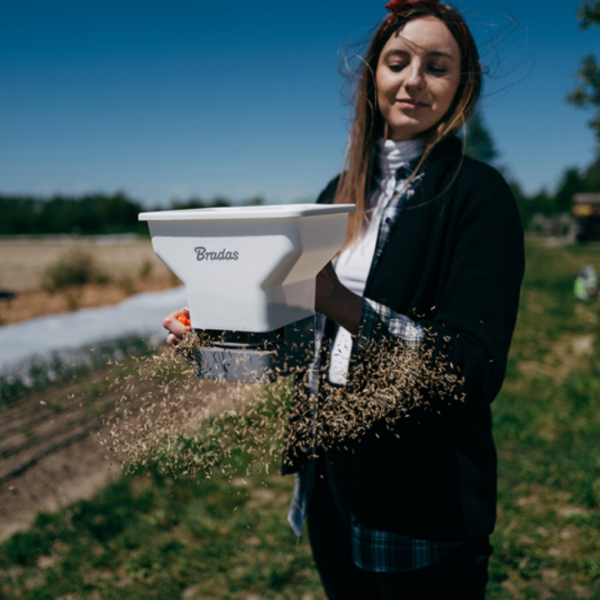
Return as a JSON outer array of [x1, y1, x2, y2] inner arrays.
[[380, 0, 467, 57], [380, 0, 442, 38]]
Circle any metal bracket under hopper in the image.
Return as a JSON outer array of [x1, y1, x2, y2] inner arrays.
[[193, 316, 315, 384]]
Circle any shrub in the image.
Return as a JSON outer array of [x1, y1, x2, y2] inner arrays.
[[138, 259, 153, 279], [118, 274, 136, 295], [41, 249, 110, 293]]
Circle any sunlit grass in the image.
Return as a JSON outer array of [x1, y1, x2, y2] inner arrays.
[[488, 236, 600, 599]]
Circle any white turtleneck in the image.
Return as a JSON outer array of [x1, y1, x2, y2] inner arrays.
[[328, 137, 424, 386]]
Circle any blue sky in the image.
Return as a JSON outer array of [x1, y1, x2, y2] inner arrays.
[[1, 0, 599, 206]]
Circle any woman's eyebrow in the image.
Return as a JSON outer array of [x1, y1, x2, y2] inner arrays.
[[427, 50, 455, 61], [381, 49, 409, 60], [382, 48, 455, 61]]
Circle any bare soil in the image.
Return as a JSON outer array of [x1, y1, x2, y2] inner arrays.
[[0, 278, 180, 326], [0, 237, 173, 292], [0, 365, 121, 542], [0, 363, 257, 543], [0, 434, 120, 543], [0, 238, 180, 326]]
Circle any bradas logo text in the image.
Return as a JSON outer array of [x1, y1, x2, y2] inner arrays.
[[194, 247, 239, 261]]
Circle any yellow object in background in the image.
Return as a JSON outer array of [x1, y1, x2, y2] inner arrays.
[[573, 204, 593, 217]]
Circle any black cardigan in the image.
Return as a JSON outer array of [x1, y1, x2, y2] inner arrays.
[[302, 136, 525, 541]]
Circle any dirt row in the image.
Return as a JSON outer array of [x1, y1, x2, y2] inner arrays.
[[0, 362, 257, 543], [0, 366, 121, 542]]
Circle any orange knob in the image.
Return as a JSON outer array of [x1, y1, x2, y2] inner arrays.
[[177, 314, 191, 327]]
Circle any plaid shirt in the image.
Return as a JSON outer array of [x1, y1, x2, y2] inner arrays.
[[288, 160, 463, 571], [355, 164, 427, 354], [351, 515, 462, 572]]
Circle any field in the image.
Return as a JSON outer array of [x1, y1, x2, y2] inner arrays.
[[1, 234, 600, 599], [0, 237, 178, 325]]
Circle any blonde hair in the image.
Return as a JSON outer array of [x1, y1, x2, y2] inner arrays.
[[334, 4, 482, 248]]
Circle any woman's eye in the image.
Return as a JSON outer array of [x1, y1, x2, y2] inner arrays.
[[427, 64, 447, 75], [388, 63, 406, 72]]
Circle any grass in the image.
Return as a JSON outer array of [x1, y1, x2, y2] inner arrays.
[[487, 236, 600, 599], [0, 464, 322, 599], [0, 335, 151, 410], [1, 234, 600, 598]]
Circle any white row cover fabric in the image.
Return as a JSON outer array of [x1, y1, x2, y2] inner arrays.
[[0, 286, 187, 377]]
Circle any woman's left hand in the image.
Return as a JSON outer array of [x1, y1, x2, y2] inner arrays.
[[162, 306, 192, 345], [315, 262, 363, 335]]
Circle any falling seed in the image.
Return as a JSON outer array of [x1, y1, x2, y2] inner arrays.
[[102, 328, 466, 480]]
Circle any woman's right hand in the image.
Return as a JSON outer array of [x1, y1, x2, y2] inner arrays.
[[162, 306, 191, 345]]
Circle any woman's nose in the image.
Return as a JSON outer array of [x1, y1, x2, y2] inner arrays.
[[405, 66, 425, 91]]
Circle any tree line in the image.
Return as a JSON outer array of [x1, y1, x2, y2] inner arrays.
[[0, 193, 253, 236], [2, 151, 599, 236], [510, 155, 600, 227]]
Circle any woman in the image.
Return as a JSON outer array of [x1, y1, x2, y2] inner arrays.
[[164, 1, 525, 597]]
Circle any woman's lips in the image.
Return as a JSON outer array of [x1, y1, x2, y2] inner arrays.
[[396, 99, 429, 109]]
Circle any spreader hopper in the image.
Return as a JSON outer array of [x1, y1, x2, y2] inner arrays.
[[139, 203, 355, 383]]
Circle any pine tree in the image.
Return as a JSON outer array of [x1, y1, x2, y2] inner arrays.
[[568, 1, 600, 140], [464, 108, 499, 164], [555, 167, 587, 212]]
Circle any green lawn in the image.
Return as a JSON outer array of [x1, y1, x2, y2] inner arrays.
[[2, 235, 600, 599], [487, 237, 600, 599]]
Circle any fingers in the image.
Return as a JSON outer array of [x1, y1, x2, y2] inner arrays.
[[163, 306, 192, 344]]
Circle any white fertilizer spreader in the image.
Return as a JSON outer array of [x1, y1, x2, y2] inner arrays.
[[139, 203, 355, 383]]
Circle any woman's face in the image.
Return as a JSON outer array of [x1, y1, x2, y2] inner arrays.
[[376, 16, 461, 141]]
